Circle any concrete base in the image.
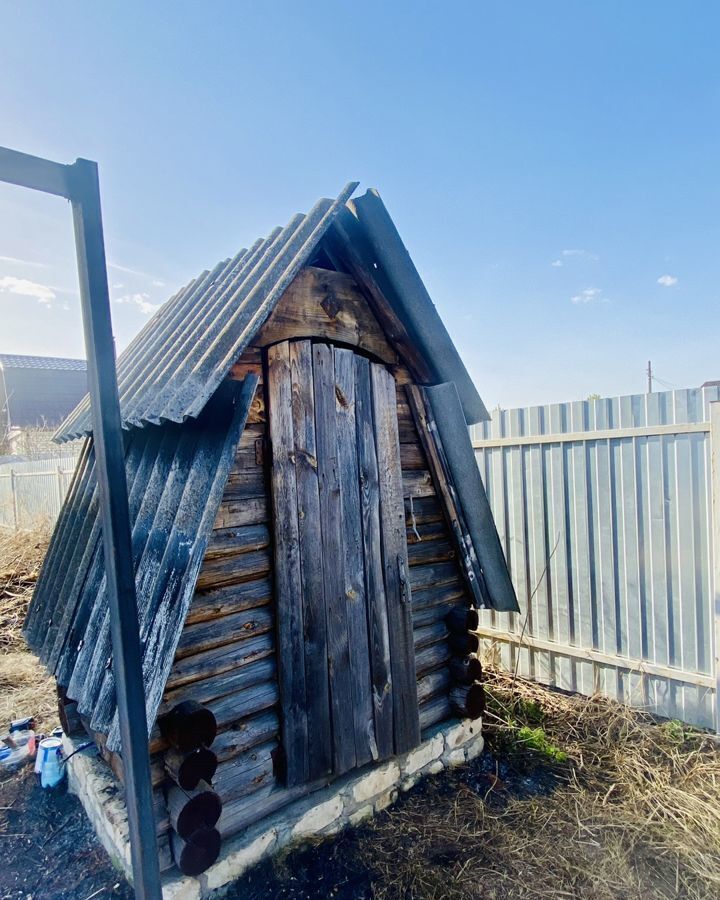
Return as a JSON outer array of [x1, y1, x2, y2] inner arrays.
[[64, 717, 484, 899]]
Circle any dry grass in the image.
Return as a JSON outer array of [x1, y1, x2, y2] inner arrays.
[[0, 527, 56, 732], [356, 670, 720, 900]]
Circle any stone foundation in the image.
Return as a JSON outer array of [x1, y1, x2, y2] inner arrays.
[[64, 717, 483, 899]]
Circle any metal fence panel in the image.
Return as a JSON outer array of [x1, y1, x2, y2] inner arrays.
[[471, 387, 720, 730], [0, 454, 80, 529]]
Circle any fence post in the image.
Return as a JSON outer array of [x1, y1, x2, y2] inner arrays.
[[10, 468, 18, 530], [56, 465, 64, 511], [711, 401, 720, 735]]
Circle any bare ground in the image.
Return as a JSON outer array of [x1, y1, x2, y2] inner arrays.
[[1, 527, 719, 899]]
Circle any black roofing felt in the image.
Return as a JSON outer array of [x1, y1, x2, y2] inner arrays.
[[24, 376, 257, 751], [0, 356, 87, 428], [56, 186, 487, 442]]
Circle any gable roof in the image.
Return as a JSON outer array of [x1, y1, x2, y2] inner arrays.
[[0, 354, 87, 429], [56, 185, 487, 443], [24, 376, 257, 752]]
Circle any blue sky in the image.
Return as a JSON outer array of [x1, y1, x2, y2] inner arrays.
[[1, 2, 718, 409]]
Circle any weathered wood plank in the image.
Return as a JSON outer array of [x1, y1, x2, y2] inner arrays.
[[402, 470, 435, 498], [335, 348, 375, 766], [253, 267, 398, 365], [313, 342, 356, 775], [354, 354, 393, 760], [410, 561, 460, 591], [194, 548, 271, 591], [166, 633, 275, 691], [204, 524, 270, 560], [407, 539, 456, 567], [399, 442, 426, 470], [267, 341, 309, 786], [289, 340, 332, 779], [214, 497, 268, 529], [175, 605, 273, 659], [187, 578, 272, 625], [223, 469, 266, 501], [160, 656, 276, 715], [371, 362, 420, 753], [404, 495, 443, 526]]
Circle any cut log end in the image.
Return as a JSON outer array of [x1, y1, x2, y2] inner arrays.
[[171, 826, 221, 876], [449, 682, 485, 719], [449, 654, 483, 685], [165, 746, 218, 791], [167, 780, 222, 838], [159, 700, 218, 752]]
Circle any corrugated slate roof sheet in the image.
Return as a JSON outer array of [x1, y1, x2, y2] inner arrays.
[[1, 357, 88, 428], [57, 183, 489, 443], [24, 376, 257, 751], [0, 354, 86, 371], [56, 183, 359, 442]]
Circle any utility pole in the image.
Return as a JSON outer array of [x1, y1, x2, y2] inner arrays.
[[647, 360, 653, 394]]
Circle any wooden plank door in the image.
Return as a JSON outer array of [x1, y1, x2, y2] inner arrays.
[[267, 339, 420, 787]]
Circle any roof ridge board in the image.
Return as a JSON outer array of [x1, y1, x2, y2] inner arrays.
[[117, 253, 249, 429], [105, 375, 259, 751], [122, 231, 288, 428], [149, 213, 311, 425]]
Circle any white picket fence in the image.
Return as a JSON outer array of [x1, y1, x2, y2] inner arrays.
[[472, 386, 720, 731], [0, 455, 80, 530]]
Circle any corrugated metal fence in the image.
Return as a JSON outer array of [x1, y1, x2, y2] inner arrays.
[[0, 454, 81, 530], [472, 387, 720, 731]]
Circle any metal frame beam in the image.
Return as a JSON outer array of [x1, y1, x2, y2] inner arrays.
[[0, 146, 162, 899]]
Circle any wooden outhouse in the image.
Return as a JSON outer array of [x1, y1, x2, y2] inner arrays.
[[25, 184, 518, 877]]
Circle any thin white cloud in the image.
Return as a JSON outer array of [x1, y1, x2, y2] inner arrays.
[[551, 259, 563, 268], [109, 261, 164, 284], [657, 274, 678, 287], [0, 255, 47, 268], [112, 282, 125, 289], [562, 248, 599, 261], [571, 287, 608, 305], [114, 292, 160, 316], [0, 275, 56, 305]]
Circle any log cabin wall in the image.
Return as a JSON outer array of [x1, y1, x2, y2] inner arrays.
[[152, 263, 476, 846]]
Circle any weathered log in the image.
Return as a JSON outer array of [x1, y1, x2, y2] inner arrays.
[[159, 656, 276, 716], [413, 621, 449, 650], [212, 710, 279, 763], [174, 604, 273, 659], [186, 577, 272, 625], [166, 633, 274, 691], [212, 740, 276, 803], [445, 606, 480, 633], [419, 694, 452, 732], [449, 683, 485, 719], [411, 580, 466, 611], [159, 701, 217, 753], [448, 655, 483, 685], [415, 639, 451, 676], [412, 597, 467, 629], [58, 699, 83, 736], [407, 538, 456, 567], [416, 667, 451, 704], [167, 779, 222, 839], [410, 561, 460, 591], [170, 826, 221, 876], [165, 746, 218, 791]]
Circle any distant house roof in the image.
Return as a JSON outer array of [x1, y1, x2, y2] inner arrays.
[[56, 184, 487, 442], [0, 354, 87, 429]]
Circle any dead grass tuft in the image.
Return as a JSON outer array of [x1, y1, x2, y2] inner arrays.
[[357, 669, 720, 899], [0, 527, 56, 732]]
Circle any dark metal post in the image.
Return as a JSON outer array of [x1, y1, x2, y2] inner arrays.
[[0, 147, 162, 899]]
